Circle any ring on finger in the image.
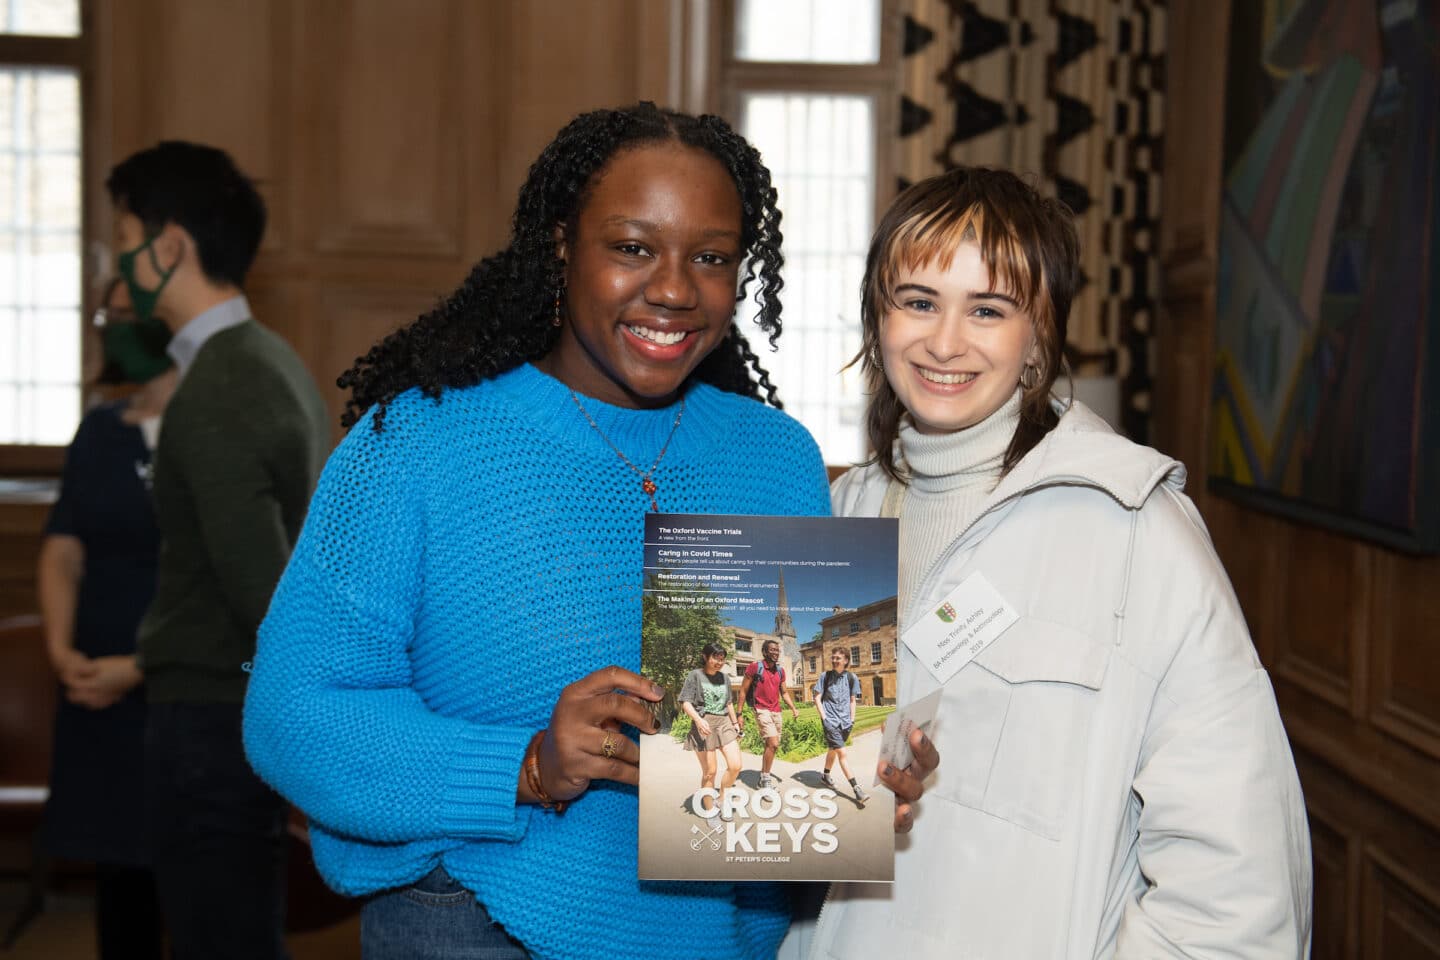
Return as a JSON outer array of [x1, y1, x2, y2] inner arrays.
[[601, 733, 618, 759]]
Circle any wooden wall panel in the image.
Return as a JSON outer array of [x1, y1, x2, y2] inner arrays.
[[1152, 279, 1212, 498], [1370, 552, 1440, 762], [493, 0, 657, 205], [1308, 809, 1355, 960], [0, 500, 49, 621], [1363, 850, 1440, 959], [244, 278, 316, 380], [315, 284, 441, 432], [1273, 527, 1366, 711], [1204, 496, 1281, 664], [140, 0, 290, 252], [298, 0, 464, 258], [1160, 3, 1440, 956]]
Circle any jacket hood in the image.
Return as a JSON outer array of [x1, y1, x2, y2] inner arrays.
[[987, 398, 1186, 511]]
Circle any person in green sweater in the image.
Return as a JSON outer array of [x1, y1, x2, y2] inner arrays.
[[100, 140, 328, 960]]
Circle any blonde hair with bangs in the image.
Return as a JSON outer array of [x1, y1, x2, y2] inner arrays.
[[872, 203, 1051, 333]]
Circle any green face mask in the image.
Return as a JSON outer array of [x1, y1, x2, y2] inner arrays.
[[115, 233, 175, 324], [99, 315, 172, 384]]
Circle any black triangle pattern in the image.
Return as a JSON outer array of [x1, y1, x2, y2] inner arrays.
[[903, 14, 936, 56], [1054, 94, 1096, 145], [952, 0, 1010, 63], [1055, 11, 1100, 70], [900, 96, 934, 137], [1055, 175, 1093, 216], [946, 81, 1011, 143]]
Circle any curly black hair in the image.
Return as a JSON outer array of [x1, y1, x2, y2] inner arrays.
[[340, 102, 786, 431]]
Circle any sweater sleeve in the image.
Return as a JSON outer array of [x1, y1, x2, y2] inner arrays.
[[173, 393, 296, 638], [242, 409, 534, 845]]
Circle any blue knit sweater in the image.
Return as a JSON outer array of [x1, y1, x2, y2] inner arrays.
[[243, 363, 830, 960]]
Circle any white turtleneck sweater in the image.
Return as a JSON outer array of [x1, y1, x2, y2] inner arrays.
[[893, 388, 1022, 613]]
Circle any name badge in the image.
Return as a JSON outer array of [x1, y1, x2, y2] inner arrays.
[[902, 572, 1018, 685]]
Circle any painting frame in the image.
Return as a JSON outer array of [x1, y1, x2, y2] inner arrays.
[[1209, 0, 1440, 555]]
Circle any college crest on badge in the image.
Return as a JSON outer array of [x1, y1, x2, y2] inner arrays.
[[935, 602, 956, 623]]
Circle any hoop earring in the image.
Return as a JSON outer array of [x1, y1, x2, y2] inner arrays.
[[1019, 363, 1040, 390]]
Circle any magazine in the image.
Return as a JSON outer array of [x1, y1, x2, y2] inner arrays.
[[638, 512, 899, 882]]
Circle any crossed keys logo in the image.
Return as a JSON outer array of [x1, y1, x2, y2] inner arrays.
[[690, 822, 724, 851]]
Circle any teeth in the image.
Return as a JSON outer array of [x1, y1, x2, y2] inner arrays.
[[627, 325, 687, 345], [918, 369, 977, 385]]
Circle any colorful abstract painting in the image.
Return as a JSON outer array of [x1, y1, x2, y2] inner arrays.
[[1213, 0, 1439, 552]]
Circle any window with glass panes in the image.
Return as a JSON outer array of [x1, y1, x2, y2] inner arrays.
[[1, 0, 84, 448], [724, 0, 895, 465]]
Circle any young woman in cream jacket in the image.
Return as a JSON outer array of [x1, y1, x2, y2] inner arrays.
[[809, 167, 1312, 959]]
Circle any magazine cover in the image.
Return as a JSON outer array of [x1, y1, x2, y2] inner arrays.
[[638, 512, 899, 882]]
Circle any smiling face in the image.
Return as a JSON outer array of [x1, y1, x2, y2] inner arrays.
[[830, 649, 849, 670], [705, 652, 727, 674], [538, 142, 744, 409], [763, 640, 780, 665], [879, 242, 1038, 435]]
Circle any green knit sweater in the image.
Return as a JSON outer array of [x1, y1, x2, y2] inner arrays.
[[138, 320, 328, 703]]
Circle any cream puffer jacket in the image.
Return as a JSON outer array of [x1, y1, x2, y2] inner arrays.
[[811, 401, 1312, 959]]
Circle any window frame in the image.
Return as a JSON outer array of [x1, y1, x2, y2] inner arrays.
[[717, 0, 900, 233], [870, 640, 881, 663], [712, 0, 901, 468], [0, 0, 96, 475]]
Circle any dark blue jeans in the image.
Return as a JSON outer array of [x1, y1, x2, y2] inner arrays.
[[145, 702, 289, 960], [362, 867, 529, 959]]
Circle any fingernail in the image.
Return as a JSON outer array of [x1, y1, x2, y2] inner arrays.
[[883, 763, 895, 777], [651, 683, 663, 698], [903, 809, 913, 823], [920, 734, 931, 749]]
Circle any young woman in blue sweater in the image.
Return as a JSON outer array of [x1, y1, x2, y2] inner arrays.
[[241, 103, 834, 960]]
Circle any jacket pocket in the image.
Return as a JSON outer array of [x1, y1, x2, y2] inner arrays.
[[930, 617, 1110, 841]]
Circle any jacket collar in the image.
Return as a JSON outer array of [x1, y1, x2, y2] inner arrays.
[[987, 398, 1186, 512]]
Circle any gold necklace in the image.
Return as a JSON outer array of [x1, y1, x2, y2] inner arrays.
[[569, 390, 685, 512]]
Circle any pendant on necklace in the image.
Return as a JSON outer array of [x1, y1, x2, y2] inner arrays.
[[568, 388, 683, 514]]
